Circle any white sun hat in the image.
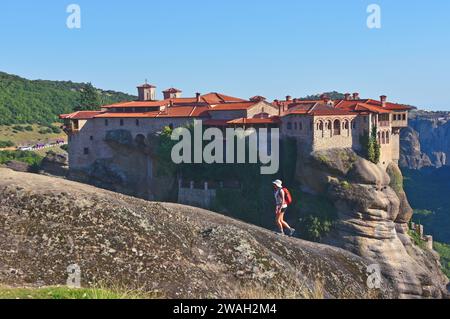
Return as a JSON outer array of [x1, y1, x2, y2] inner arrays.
[[272, 179, 283, 188]]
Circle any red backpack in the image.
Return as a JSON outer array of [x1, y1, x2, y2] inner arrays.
[[282, 187, 293, 206]]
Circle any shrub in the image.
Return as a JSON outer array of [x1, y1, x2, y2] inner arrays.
[[293, 191, 338, 242], [38, 128, 53, 134], [0, 140, 15, 148], [49, 125, 62, 134], [24, 125, 33, 131], [0, 150, 43, 167], [12, 125, 24, 132]]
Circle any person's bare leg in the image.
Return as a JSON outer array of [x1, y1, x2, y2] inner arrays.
[[279, 213, 292, 230], [276, 214, 284, 233]]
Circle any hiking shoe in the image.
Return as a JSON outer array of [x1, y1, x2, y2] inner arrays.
[[288, 228, 296, 236], [276, 231, 285, 236]]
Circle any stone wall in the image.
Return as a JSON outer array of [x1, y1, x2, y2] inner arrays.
[[69, 117, 194, 170], [312, 115, 358, 151], [177, 181, 216, 209]]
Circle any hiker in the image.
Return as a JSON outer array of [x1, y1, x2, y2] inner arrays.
[[272, 180, 295, 236]]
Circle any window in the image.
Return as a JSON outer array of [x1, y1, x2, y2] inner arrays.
[[352, 121, 356, 129], [333, 120, 341, 136], [120, 119, 124, 126], [386, 131, 390, 144], [299, 122, 303, 130], [317, 121, 324, 131], [90, 136, 93, 141], [402, 114, 406, 121], [136, 119, 140, 126], [294, 122, 298, 130], [105, 119, 109, 126], [381, 132, 386, 144], [344, 120, 349, 130], [287, 122, 292, 130], [83, 147, 89, 155]]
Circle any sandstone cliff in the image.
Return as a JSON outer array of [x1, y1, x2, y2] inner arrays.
[[0, 168, 392, 299], [294, 147, 449, 298], [400, 113, 450, 169]]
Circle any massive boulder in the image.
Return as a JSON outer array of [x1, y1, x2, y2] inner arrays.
[[399, 127, 432, 170], [0, 168, 394, 299], [295, 148, 449, 299], [400, 114, 450, 169], [40, 151, 69, 177]]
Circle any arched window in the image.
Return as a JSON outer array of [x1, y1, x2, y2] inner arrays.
[[333, 120, 341, 136], [316, 121, 324, 135], [386, 131, 390, 144], [377, 132, 381, 144], [135, 134, 146, 148], [344, 120, 349, 130], [381, 131, 386, 144]]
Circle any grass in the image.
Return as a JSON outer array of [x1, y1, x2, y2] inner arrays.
[[434, 242, 450, 279], [0, 286, 160, 300], [408, 229, 427, 250], [0, 124, 66, 147]]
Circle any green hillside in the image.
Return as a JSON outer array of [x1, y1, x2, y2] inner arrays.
[[403, 166, 450, 244], [0, 71, 136, 125]]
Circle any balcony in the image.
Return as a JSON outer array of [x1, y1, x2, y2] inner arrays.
[[392, 119, 408, 128], [378, 121, 390, 127]]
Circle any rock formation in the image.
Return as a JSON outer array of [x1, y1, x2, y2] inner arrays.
[[40, 151, 69, 177], [294, 147, 449, 298], [0, 168, 394, 299], [400, 113, 450, 169]]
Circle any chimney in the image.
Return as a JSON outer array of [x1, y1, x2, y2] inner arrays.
[[196, 93, 201, 103], [344, 93, 351, 100], [286, 95, 292, 102], [380, 95, 387, 107], [320, 94, 331, 102], [352, 92, 360, 100]]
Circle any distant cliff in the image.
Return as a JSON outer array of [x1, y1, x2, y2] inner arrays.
[[400, 111, 450, 169]]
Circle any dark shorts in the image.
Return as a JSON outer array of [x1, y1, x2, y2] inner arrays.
[[279, 207, 287, 214]]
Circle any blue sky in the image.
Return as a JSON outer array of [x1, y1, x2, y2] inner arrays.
[[0, 0, 449, 110]]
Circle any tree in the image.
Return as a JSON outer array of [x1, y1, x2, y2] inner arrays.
[[360, 126, 380, 164], [75, 83, 101, 111], [371, 126, 381, 164]]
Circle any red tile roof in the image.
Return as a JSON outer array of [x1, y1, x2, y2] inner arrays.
[[163, 88, 182, 93], [208, 102, 258, 111], [137, 83, 156, 88], [285, 103, 355, 116], [59, 111, 103, 119], [227, 117, 281, 125]]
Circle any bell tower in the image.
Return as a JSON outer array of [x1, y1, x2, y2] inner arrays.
[[137, 80, 157, 101]]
